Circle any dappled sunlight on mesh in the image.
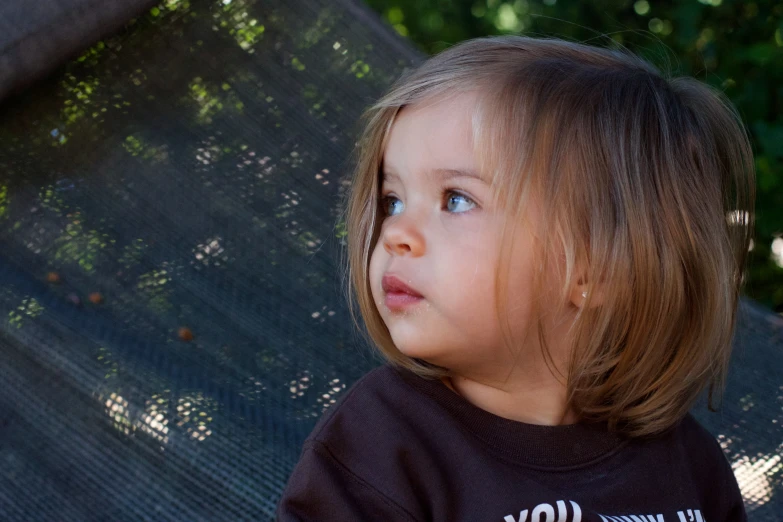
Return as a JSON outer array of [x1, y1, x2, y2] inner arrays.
[[731, 452, 782, 507], [193, 236, 230, 268], [103, 392, 170, 444], [318, 378, 346, 412], [7, 296, 45, 329], [287, 373, 347, 418], [288, 371, 311, 399], [176, 393, 216, 442], [310, 305, 336, 322], [104, 393, 135, 436], [140, 392, 171, 445], [102, 391, 216, 445], [719, 433, 783, 509], [314, 168, 331, 186]]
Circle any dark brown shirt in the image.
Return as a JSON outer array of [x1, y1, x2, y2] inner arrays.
[[276, 364, 746, 521]]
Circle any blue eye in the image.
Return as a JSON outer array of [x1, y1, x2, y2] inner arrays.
[[380, 191, 476, 216], [382, 196, 404, 216], [445, 191, 476, 213]]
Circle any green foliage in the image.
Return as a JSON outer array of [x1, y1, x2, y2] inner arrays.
[[0, 184, 8, 220], [364, 0, 783, 311]]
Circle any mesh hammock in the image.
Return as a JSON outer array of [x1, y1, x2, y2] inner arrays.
[[0, 0, 780, 520]]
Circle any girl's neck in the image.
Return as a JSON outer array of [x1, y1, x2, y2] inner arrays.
[[440, 373, 578, 426]]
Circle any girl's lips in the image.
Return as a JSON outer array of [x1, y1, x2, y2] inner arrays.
[[381, 274, 423, 297], [382, 274, 424, 311], [384, 292, 424, 310]]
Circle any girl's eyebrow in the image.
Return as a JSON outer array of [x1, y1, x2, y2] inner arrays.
[[381, 168, 484, 183]]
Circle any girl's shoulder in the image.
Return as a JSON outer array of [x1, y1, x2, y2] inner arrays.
[[278, 364, 433, 522], [648, 413, 744, 519], [671, 413, 731, 464], [304, 363, 427, 444]]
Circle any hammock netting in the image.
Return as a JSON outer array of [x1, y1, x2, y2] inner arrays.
[[0, 0, 780, 520]]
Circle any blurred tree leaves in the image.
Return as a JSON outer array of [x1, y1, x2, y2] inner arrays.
[[364, 0, 783, 311]]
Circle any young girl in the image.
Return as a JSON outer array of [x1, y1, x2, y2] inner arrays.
[[276, 35, 754, 522]]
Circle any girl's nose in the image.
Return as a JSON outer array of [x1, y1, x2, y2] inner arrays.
[[382, 216, 425, 257]]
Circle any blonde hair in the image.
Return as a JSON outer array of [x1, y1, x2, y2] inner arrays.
[[343, 35, 755, 438]]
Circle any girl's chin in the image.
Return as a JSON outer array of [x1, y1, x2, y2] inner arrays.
[[393, 341, 433, 359], [392, 341, 451, 367], [385, 319, 459, 364]]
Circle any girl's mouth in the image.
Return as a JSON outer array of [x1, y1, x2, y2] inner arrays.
[[385, 292, 424, 310], [382, 274, 424, 311]]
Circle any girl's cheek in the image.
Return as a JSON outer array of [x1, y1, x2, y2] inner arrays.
[[441, 214, 487, 239]]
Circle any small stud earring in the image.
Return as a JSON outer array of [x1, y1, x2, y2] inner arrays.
[[582, 291, 588, 298]]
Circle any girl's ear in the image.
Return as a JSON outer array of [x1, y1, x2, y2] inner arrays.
[[569, 276, 605, 309]]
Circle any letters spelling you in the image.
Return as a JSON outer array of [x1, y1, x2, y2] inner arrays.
[[503, 500, 706, 522]]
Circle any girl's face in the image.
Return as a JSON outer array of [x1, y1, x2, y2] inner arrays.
[[368, 92, 552, 380]]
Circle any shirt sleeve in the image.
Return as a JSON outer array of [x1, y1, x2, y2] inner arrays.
[[718, 448, 747, 522], [275, 440, 421, 522]]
